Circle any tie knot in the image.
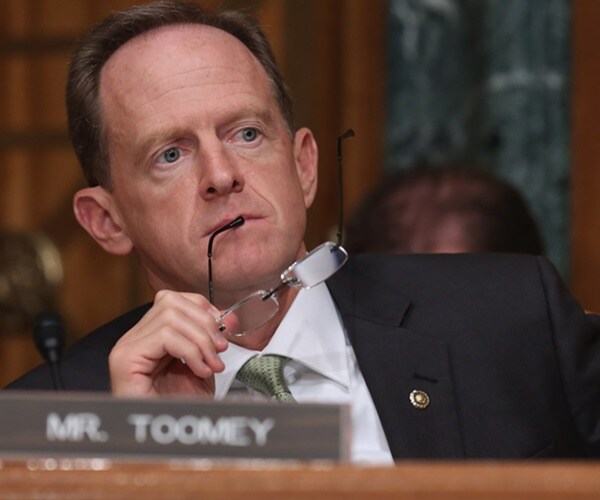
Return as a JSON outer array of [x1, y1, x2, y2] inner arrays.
[[236, 354, 295, 403]]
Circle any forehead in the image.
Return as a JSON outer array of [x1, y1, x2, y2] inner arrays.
[[99, 23, 273, 116], [104, 22, 261, 73]]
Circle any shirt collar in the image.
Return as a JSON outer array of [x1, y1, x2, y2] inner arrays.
[[214, 282, 350, 399]]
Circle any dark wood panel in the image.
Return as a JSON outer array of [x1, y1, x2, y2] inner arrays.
[[571, 0, 600, 311]]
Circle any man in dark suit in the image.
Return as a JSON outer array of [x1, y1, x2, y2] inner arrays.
[[7, 1, 600, 462]]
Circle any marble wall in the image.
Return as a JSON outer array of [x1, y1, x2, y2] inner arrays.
[[386, 0, 571, 275]]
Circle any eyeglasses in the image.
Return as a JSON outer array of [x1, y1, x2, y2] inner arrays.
[[207, 129, 355, 336]]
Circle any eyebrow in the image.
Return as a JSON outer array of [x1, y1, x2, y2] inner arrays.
[[221, 105, 278, 130]]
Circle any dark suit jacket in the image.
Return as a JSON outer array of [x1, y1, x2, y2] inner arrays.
[[6, 253, 600, 459]]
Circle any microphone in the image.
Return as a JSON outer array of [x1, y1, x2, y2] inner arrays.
[[33, 312, 66, 391]]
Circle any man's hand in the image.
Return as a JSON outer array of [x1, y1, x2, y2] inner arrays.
[[108, 290, 228, 397]]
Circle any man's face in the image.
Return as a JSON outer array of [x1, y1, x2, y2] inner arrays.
[[91, 24, 317, 305]]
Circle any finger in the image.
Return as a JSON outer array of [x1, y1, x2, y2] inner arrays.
[[152, 290, 227, 348], [158, 333, 224, 378], [128, 291, 227, 354], [115, 327, 222, 380], [150, 304, 228, 366], [220, 311, 241, 335]]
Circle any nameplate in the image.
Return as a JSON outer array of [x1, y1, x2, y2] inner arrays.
[[0, 392, 350, 462]]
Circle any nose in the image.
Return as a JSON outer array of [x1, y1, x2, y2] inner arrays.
[[198, 143, 244, 199]]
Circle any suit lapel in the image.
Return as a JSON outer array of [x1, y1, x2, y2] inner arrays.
[[327, 261, 465, 459]]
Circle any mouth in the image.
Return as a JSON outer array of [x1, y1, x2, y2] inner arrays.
[[204, 215, 249, 238]]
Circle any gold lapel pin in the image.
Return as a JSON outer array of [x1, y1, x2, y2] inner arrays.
[[409, 389, 430, 409]]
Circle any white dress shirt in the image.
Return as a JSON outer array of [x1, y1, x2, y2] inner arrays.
[[215, 283, 394, 465]]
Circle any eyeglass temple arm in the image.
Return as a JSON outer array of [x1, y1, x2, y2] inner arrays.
[[207, 216, 245, 304], [261, 278, 299, 302], [337, 129, 355, 247]]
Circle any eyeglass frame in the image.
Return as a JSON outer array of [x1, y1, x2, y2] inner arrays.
[[217, 241, 348, 335], [207, 128, 355, 336]]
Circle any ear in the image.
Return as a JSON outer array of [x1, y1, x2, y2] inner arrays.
[[73, 187, 133, 256], [292, 127, 318, 209]]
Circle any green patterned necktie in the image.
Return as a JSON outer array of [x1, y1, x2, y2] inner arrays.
[[236, 354, 295, 403]]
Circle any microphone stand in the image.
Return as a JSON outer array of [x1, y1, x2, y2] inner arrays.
[[33, 312, 66, 391]]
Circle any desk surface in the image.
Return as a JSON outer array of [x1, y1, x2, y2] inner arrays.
[[0, 459, 599, 499]]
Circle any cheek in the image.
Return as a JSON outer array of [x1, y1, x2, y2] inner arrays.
[[269, 171, 307, 222], [276, 183, 308, 246], [114, 186, 190, 247]]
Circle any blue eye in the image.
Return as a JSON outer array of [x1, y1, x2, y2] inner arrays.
[[160, 147, 181, 163], [240, 128, 258, 142]]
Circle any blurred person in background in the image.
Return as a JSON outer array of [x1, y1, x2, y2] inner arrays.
[[346, 166, 544, 255]]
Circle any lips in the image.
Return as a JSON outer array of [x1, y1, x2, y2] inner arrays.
[[203, 214, 250, 237]]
